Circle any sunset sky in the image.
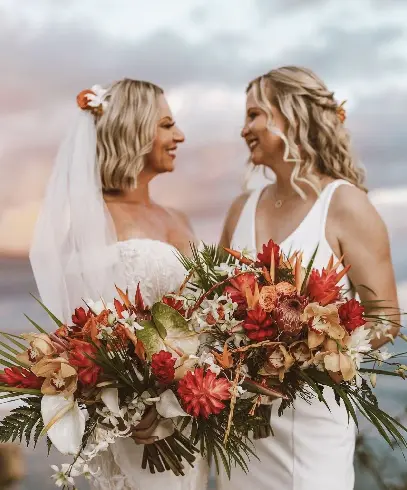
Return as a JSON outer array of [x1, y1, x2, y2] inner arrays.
[[1, 0, 407, 254]]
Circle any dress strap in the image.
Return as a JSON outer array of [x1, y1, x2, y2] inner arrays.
[[231, 186, 266, 251], [320, 179, 354, 238]]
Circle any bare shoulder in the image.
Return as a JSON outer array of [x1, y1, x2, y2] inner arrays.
[[219, 192, 251, 247], [166, 207, 194, 232], [329, 184, 389, 243]]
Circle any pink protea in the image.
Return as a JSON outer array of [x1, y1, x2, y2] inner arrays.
[[273, 294, 308, 337], [177, 368, 232, 418]]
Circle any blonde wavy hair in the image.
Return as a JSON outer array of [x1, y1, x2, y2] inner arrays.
[[247, 66, 367, 197], [95, 78, 163, 192]]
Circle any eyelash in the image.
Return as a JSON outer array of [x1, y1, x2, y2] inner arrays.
[[248, 112, 257, 120], [163, 123, 175, 129]]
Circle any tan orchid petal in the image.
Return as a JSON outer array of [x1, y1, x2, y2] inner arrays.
[[41, 378, 57, 395], [280, 345, 294, 371], [59, 362, 77, 378], [324, 352, 341, 373], [308, 329, 325, 349], [323, 338, 339, 353], [15, 351, 32, 366], [289, 341, 312, 363], [339, 352, 356, 381], [326, 322, 346, 341]]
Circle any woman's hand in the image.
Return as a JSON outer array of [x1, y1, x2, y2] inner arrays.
[[131, 406, 160, 445]]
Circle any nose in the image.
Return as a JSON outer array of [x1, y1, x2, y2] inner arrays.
[[174, 125, 185, 143], [241, 123, 249, 139]]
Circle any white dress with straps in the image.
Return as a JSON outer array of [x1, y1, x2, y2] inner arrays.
[[217, 180, 356, 490]]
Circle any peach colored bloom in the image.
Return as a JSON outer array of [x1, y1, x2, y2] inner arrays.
[[302, 303, 346, 349], [76, 89, 95, 110], [275, 282, 297, 296], [17, 333, 57, 365], [259, 344, 294, 382], [32, 357, 78, 396], [259, 285, 278, 312], [289, 341, 312, 367]]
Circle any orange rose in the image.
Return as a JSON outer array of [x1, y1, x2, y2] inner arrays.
[[259, 285, 278, 312], [275, 282, 297, 296], [76, 89, 95, 110]]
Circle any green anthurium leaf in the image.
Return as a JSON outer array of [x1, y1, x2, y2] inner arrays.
[[151, 303, 199, 356], [137, 320, 165, 360]]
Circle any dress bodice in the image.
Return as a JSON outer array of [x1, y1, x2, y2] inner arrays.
[[116, 238, 186, 306]]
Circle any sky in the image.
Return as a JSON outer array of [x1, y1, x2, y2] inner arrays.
[[0, 0, 407, 254]]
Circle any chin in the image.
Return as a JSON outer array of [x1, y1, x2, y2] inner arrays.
[[250, 151, 264, 166]]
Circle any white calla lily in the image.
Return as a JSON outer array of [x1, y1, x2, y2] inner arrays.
[[101, 387, 121, 416], [41, 394, 85, 455], [155, 389, 188, 419]]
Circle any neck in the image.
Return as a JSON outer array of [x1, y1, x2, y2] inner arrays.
[[104, 171, 155, 205]]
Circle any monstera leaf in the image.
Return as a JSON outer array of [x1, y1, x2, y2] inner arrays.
[[137, 303, 199, 359]]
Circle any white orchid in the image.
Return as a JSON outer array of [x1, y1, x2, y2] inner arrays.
[[370, 349, 394, 364], [369, 316, 394, 341], [86, 85, 109, 110], [51, 465, 75, 487], [84, 299, 114, 315], [346, 327, 372, 370]]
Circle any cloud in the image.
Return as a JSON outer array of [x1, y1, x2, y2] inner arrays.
[[273, 25, 407, 83]]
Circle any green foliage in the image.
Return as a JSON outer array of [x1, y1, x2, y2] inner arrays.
[[0, 396, 44, 447]]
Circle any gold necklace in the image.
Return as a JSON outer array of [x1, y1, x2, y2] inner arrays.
[[273, 186, 298, 209]]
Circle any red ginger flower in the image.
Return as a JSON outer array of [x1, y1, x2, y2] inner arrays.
[[72, 307, 91, 328], [243, 304, 276, 341], [338, 299, 366, 333], [224, 272, 256, 308], [257, 239, 280, 267], [69, 339, 101, 386], [0, 367, 43, 389], [177, 367, 231, 418], [151, 350, 176, 384], [307, 256, 351, 306]]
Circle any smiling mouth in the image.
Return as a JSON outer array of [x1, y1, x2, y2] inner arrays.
[[166, 147, 177, 158], [247, 139, 259, 150]]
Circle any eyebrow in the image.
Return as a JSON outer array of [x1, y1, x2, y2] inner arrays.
[[160, 116, 173, 123], [246, 106, 259, 113]]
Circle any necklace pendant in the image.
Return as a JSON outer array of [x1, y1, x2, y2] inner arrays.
[[275, 199, 283, 208]]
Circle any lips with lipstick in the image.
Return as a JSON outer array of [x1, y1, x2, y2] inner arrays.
[[166, 146, 178, 159]]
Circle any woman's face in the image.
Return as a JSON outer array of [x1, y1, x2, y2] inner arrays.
[[145, 94, 185, 174], [241, 87, 286, 168]]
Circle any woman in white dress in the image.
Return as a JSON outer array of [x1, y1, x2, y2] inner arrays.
[[29, 79, 209, 489], [217, 66, 399, 490]]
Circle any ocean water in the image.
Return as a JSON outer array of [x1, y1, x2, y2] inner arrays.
[[1, 189, 407, 489]]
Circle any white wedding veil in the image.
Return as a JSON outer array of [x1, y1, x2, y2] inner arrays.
[[29, 110, 124, 323]]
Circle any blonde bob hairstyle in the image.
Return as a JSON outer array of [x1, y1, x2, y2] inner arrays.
[[95, 78, 163, 192], [247, 66, 366, 198]]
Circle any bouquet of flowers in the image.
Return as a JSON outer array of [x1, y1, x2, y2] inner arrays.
[[1, 239, 406, 489], [0, 284, 280, 488], [173, 240, 407, 444]]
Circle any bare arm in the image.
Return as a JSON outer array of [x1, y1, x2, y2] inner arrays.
[[330, 186, 400, 349], [219, 193, 250, 249]]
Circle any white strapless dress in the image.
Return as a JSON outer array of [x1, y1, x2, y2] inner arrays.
[[217, 180, 357, 490], [89, 238, 209, 490]]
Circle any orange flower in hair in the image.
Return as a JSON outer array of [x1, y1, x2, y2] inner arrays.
[[336, 100, 347, 123], [76, 85, 108, 115], [76, 89, 96, 110]]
